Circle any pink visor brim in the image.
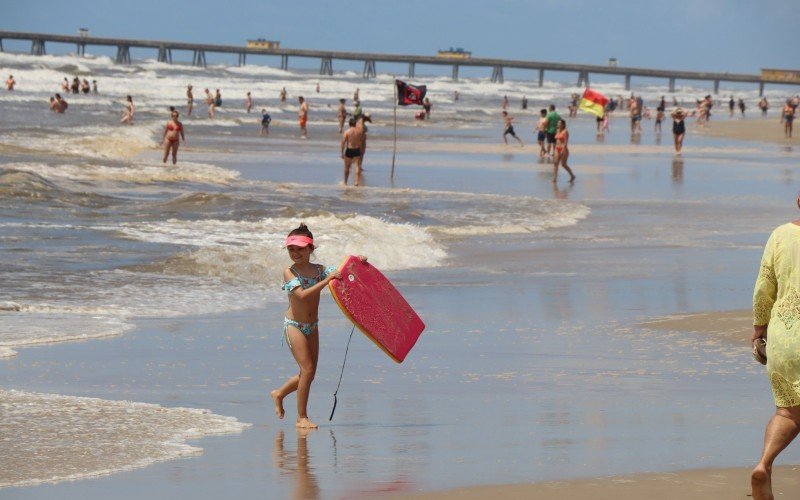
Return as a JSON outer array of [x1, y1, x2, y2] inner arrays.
[[284, 235, 313, 248]]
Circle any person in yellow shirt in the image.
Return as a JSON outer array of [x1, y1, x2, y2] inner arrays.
[[751, 192, 800, 499]]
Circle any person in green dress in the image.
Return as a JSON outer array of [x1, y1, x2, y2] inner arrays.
[[751, 193, 800, 499]]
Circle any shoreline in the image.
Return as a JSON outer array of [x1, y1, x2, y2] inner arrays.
[[391, 465, 800, 499]]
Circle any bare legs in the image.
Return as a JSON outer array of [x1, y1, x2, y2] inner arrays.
[[342, 156, 362, 186], [503, 132, 523, 147], [752, 405, 800, 500], [272, 328, 319, 428], [552, 148, 576, 183], [162, 141, 179, 165], [343, 157, 353, 186], [354, 157, 363, 186], [673, 133, 684, 154]]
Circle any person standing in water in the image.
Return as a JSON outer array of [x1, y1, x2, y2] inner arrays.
[[655, 105, 664, 133], [245, 92, 253, 113], [552, 118, 576, 183], [120, 95, 134, 125], [270, 224, 365, 429], [545, 104, 560, 158], [340, 117, 365, 186], [204, 88, 215, 119], [671, 108, 687, 154], [186, 85, 194, 116], [260, 108, 272, 137], [298, 96, 308, 139], [783, 99, 795, 139], [6, 75, 15, 91], [161, 109, 186, 165], [759, 97, 769, 117], [53, 93, 68, 113], [536, 109, 548, 158]]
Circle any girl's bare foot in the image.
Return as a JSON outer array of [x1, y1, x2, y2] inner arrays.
[[270, 390, 284, 419], [296, 417, 318, 429]]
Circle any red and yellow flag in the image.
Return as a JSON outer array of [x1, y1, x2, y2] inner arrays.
[[578, 88, 609, 117]]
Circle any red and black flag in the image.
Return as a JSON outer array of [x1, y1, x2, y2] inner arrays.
[[396, 79, 427, 106]]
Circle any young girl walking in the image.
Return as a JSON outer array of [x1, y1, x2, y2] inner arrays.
[[270, 224, 365, 428]]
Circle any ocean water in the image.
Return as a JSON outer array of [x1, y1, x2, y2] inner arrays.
[[0, 51, 603, 358], [1, 50, 800, 491]]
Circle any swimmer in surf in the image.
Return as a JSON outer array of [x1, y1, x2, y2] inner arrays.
[[161, 109, 186, 164]]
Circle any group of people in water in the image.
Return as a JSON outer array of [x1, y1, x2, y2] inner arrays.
[[60, 75, 97, 95], [497, 91, 798, 186], [42, 75, 99, 113], [32, 69, 797, 178]]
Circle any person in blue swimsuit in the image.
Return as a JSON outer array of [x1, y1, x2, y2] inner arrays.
[[270, 223, 366, 429]]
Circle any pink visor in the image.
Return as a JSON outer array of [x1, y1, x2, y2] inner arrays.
[[284, 235, 314, 248]]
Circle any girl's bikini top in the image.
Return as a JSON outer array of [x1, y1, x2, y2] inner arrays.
[[282, 264, 337, 293]]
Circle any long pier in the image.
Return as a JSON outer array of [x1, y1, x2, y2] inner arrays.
[[0, 30, 792, 95]]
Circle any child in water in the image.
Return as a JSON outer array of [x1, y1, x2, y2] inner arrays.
[[271, 223, 366, 428], [260, 109, 271, 137]]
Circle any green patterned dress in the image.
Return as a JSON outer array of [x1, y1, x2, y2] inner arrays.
[[754, 222, 800, 408]]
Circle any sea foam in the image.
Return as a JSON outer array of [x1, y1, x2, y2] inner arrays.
[[0, 389, 251, 489]]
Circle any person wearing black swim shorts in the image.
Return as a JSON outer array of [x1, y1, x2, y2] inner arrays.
[[340, 118, 366, 186]]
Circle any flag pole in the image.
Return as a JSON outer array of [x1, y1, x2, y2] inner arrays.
[[391, 80, 397, 183]]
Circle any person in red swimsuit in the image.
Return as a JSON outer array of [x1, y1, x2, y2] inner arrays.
[[552, 119, 576, 183], [298, 96, 308, 138], [161, 110, 186, 165]]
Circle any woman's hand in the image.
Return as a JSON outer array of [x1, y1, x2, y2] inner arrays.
[[752, 324, 768, 347]]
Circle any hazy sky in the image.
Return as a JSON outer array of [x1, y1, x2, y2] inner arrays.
[[2, 0, 796, 74]]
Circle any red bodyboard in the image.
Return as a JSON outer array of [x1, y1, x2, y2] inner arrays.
[[329, 256, 425, 363]]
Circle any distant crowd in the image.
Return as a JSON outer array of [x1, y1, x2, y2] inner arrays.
[[5, 71, 798, 179]]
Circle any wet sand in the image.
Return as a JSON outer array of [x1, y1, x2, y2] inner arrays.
[[640, 310, 752, 344], [393, 466, 800, 500], [695, 116, 799, 145]]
